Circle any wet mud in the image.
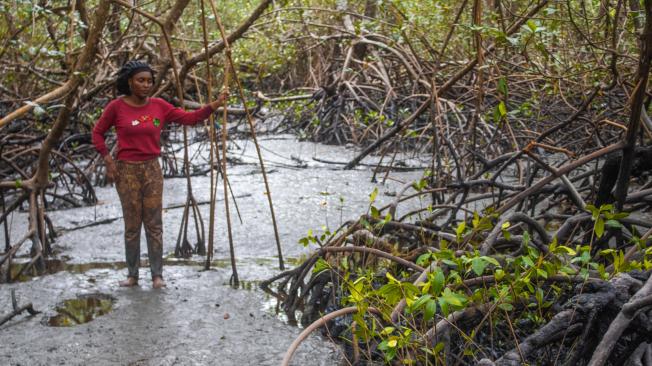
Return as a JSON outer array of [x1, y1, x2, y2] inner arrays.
[[0, 135, 426, 365], [1, 266, 342, 365]]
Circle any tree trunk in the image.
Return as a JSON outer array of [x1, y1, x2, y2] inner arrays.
[[614, 0, 652, 211]]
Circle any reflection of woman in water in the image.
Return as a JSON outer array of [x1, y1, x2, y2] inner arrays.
[[92, 60, 227, 289]]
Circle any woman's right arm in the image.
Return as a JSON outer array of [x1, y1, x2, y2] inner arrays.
[[92, 102, 118, 183]]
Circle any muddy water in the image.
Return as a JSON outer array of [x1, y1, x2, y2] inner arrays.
[[0, 135, 427, 365], [45, 293, 115, 327]]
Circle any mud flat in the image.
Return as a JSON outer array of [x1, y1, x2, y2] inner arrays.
[[1, 135, 426, 365], [0, 265, 341, 365]]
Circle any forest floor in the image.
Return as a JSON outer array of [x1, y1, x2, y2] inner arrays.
[[0, 134, 426, 365]]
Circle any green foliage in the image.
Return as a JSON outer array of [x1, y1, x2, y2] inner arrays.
[[298, 226, 333, 247], [304, 200, 643, 363], [586, 203, 628, 239]]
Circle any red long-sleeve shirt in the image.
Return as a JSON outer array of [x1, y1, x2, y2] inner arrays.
[[92, 97, 213, 161]]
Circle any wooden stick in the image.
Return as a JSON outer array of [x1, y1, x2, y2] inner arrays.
[[200, 0, 218, 268], [203, 0, 239, 285], [207, 0, 285, 271]]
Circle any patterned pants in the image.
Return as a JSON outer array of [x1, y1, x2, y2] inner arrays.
[[115, 159, 164, 280]]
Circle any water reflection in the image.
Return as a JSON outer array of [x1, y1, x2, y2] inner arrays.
[[45, 293, 115, 327]]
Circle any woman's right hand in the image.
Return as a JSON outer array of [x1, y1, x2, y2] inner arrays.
[[104, 155, 118, 184]]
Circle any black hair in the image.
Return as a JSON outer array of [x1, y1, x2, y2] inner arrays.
[[115, 60, 155, 96]]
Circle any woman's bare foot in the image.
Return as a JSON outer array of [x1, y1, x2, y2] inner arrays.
[[152, 276, 166, 289], [119, 277, 138, 287]]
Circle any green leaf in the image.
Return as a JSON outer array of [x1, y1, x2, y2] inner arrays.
[[498, 302, 514, 311], [455, 221, 466, 241], [481, 256, 500, 266], [471, 257, 488, 276], [370, 205, 380, 219], [412, 294, 432, 311], [378, 340, 389, 351], [386, 272, 399, 283], [442, 259, 458, 267], [431, 267, 445, 296], [580, 250, 591, 263], [439, 298, 450, 317], [377, 283, 402, 304], [611, 212, 629, 220], [369, 187, 378, 203], [14, 179, 22, 189], [416, 253, 432, 266], [600, 249, 615, 256], [560, 265, 577, 275], [433, 342, 445, 354], [424, 299, 437, 321], [555, 245, 577, 256], [498, 77, 508, 96], [403, 283, 420, 297], [493, 107, 501, 124], [595, 218, 605, 238], [605, 219, 622, 229], [313, 258, 329, 274], [536, 268, 548, 279], [498, 101, 507, 117], [360, 217, 371, 230], [495, 269, 505, 281], [441, 288, 466, 307], [586, 204, 598, 218]]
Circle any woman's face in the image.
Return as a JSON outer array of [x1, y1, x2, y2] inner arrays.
[[128, 70, 153, 98]]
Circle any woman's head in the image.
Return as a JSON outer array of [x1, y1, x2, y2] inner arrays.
[[116, 60, 155, 96]]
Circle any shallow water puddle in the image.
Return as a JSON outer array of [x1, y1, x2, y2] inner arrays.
[[9, 259, 125, 282], [9, 257, 233, 282], [44, 294, 115, 327]]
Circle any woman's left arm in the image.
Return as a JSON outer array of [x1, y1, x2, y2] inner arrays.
[[164, 91, 228, 126]]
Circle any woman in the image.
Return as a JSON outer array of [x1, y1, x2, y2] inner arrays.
[[92, 60, 227, 289]]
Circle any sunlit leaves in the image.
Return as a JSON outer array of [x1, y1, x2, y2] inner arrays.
[[455, 221, 466, 242], [586, 203, 628, 239], [313, 257, 330, 274]]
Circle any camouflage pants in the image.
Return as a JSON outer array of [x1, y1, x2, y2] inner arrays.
[[115, 159, 163, 280]]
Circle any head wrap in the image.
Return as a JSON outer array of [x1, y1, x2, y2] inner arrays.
[[116, 60, 155, 95]]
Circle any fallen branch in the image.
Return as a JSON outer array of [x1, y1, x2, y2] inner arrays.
[[0, 290, 40, 327]]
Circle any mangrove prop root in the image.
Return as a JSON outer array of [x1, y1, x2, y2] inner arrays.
[[0, 290, 40, 327], [281, 306, 380, 366]]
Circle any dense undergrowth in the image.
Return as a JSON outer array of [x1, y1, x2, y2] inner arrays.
[[1, 1, 652, 364]]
